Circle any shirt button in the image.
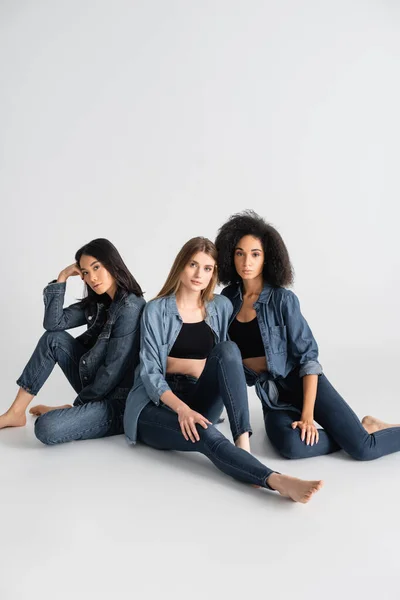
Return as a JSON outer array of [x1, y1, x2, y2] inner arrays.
[[82, 360, 86, 365], [88, 316, 92, 320], [84, 376, 88, 380]]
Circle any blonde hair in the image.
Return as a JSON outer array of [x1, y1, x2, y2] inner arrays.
[[156, 237, 218, 303]]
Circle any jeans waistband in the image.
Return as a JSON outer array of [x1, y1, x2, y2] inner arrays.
[[166, 373, 198, 385]]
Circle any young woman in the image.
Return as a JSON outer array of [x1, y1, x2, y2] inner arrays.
[[124, 236, 323, 503], [216, 210, 400, 460], [0, 238, 145, 445]]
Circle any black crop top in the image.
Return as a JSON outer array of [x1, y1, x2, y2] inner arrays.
[[228, 317, 265, 359], [169, 321, 214, 359]]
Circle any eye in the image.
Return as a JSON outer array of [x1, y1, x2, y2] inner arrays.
[[82, 271, 88, 276], [205, 267, 213, 272], [189, 262, 196, 267], [253, 253, 261, 258], [235, 251, 243, 257], [94, 265, 99, 270]]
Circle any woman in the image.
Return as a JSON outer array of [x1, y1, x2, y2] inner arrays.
[[124, 236, 323, 503], [216, 210, 400, 460], [0, 238, 145, 445]]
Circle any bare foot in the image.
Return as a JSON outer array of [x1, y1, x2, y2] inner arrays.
[[267, 473, 323, 503], [0, 409, 27, 429], [29, 404, 72, 416], [362, 415, 400, 434]]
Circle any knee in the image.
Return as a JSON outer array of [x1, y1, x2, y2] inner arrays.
[[213, 341, 242, 363], [346, 445, 373, 461], [40, 330, 69, 350], [267, 426, 304, 460], [34, 414, 60, 445]]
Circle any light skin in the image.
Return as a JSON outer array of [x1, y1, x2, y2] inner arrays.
[[234, 234, 400, 446], [0, 255, 117, 428], [158, 252, 249, 453]]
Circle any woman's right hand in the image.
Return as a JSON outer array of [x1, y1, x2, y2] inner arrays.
[[57, 263, 83, 283], [177, 405, 212, 443]]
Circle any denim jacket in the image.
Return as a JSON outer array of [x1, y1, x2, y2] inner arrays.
[[123, 293, 233, 443], [43, 282, 145, 405], [221, 282, 322, 412]]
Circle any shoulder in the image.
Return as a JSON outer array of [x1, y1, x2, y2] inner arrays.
[[119, 293, 146, 314], [211, 293, 233, 314], [271, 287, 300, 307]]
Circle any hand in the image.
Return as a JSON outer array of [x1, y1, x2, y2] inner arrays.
[[291, 416, 319, 446], [177, 405, 212, 443], [57, 263, 83, 283]]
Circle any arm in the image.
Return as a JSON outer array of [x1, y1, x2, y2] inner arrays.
[[76, 302, 143, 404], [43, 263, 87, 331], [283, 292, 321, 444], [283, 291, 322, 377]]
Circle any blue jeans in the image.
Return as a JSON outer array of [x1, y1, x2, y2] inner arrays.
[[264, 368, 400, 460], [17, 331, 124, 445], [137, 342, 276, 487]]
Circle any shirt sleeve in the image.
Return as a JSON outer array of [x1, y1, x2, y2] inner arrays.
[[43, 282, 87, 331], [138, 304, 171, 404], [282, 291, 323, 377]]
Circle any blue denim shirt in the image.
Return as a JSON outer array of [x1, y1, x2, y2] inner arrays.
[[43, 282, 145, 404], [123, 293, 233, 444], [221, 282, 322, 412]]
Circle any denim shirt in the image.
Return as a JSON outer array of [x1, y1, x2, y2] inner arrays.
[[43, 282, 145, 404], [123, 293, 233, 444], [221, 282, 322, 412]]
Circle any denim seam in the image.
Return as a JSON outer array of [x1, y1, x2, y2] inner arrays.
[[139, 418, 270, 487], [40, 417, 114, 445], [202, 436, 272, 487], [21, 335, 82, 396], [209, 354, 241, 438]]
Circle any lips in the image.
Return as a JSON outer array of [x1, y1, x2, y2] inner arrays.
[[191, 280, 202, 285], [93, 283, 102, 289]]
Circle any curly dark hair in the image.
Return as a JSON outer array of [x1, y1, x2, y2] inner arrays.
[[215, 210, 294, 287]]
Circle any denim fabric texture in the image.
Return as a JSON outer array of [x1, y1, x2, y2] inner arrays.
[[123, 293, 233, 443], [221, 282, 322, 412]]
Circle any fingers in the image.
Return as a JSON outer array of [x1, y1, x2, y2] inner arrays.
[[291, 421, 298, 429], [180, 421, 189, 441]]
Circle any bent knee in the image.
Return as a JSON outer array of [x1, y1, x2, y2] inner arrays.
[[34, 414, 61, 445], [213, 340, 242, 362], [269, 430, 307, 460]]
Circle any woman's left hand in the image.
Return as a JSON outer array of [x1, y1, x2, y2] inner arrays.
[[291, 417, 319, 446]]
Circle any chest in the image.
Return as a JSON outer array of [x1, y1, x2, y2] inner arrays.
[[236, 295, 258, 322]]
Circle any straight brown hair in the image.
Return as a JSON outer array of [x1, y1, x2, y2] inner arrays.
[[156, 237, 218, 303]]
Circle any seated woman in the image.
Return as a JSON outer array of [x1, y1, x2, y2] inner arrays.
[[124, 236, 323, 503], [0, 238, 145, 445], [216, 210, 400, 460]]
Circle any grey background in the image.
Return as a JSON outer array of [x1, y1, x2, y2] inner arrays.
[[1, 1, 399, 599]]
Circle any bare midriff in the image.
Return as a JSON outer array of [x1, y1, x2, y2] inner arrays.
[[166, 357, 206, 379], [242, 356, 268, 374]]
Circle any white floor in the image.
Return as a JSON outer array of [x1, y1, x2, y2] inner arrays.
[[1, 350, 399, 600]]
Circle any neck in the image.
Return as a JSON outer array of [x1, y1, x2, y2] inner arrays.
[[107, 283, 118, 300], [242, 276, 264, 296], [175, 286, 203, 309]]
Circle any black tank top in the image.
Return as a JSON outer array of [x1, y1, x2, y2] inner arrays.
[[229, 317, 265, 359], [169, 321, 214, 359]]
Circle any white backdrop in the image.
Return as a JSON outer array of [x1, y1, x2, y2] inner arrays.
[[1, 3, 400, 599]]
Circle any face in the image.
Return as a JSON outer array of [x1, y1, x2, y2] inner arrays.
[[234, 235, 265, 281], [79, 255, 117, 298], [179, 251, 216, 293]]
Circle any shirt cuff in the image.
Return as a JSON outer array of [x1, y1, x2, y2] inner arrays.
[[299, 360, 323, 377]]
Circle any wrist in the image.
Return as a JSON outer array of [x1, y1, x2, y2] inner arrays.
[[57, 271, 67, 283], [301, 411, 314, 422]]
